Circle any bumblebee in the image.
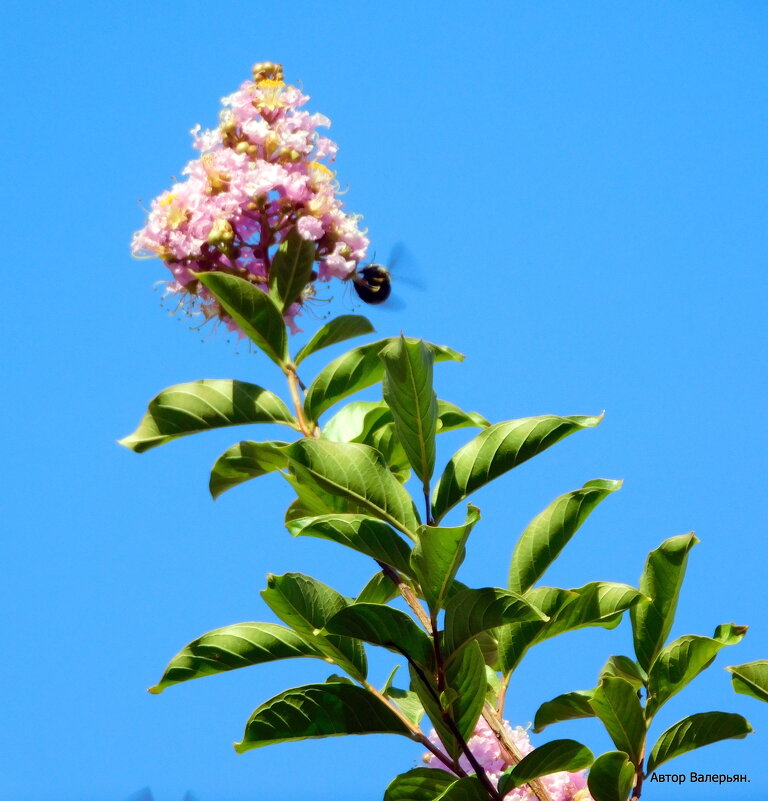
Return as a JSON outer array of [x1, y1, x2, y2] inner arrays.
[[351, 263, 392, 305]]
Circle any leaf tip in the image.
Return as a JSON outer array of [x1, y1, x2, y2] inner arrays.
[[147, 684, 163, 695]]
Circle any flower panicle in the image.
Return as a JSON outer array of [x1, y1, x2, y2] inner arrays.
[[423, 719, 594, 801], [131, 62, 369, 335]]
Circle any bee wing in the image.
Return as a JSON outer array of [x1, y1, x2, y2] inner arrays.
[[388, 243, 424, 290]]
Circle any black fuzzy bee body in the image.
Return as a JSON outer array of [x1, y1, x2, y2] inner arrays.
[[352, 264, 392, 305]]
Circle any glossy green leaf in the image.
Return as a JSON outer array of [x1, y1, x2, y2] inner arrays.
[[234, 682, 412, 752], [410, 506, 481, 613], [284, 439, 421, 538], [533, 690, 596, 733], [540, 582, 642, 641], [322, 400, 391, 443], [443, 587, 547, 655], [384, 768, 456, 801], [149, 622, 319, 694], [370, 421, 411, 481], [294, 315, 376, 366], [589, 677, 645, 763], [436, 400, 490, 433], [119, 380, 295, 453], [381, 335, 438, 490], [647, 712, 753, 772], [410, 640, 486, 757], [261, 573, 367, 680], [434, 777, 487, 801], [599, 656, 646, 690], [282, 472, 351, 520], [432, 414, 603, 523], [287, 514, 413, 575], [495, 587, 574, 675], [495, 583, 639, 677], [586, 751, 635, 801], [631, 533, 699, 671], [209, 440, 288, 499], [385, 686, 425, 725], [508, 479, 622, 594], [326, 603, 434, 668], [356, 571, 399, 604], [304, 338, 463, 423], [727, 660, 768, 703], [646, 624, 747, 717], [444, 640, 487, 744], [268, 228, 317, 312], [498, 739, 594, 795], [196, 272, 287, 365]]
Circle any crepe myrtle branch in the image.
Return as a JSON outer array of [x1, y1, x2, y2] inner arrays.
[[360, 678, 456, 770], [482, 703, 554, 801], [377, 560, 433, 634]]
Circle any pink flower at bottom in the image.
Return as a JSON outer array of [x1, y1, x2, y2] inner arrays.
[[423, 718, 593, 801]]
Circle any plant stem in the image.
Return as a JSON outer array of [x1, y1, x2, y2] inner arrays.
[[423, 488, 433, 526], [426, 621, 502, 801], [285, 366, 313, 436], [361, 679, 458, 773], [496, 674, 510, 716], [631, 745, 646, 801], [482, 704, 554, 801], [377, 561, 433, 633]]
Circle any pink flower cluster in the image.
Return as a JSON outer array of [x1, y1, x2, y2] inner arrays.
[[424, 718, 593, 801], [131, 62, 369, 333]]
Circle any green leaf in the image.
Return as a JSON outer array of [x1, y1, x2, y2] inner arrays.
[[539, 582, 642, 641], [647, 712, 753, 772], [443, 640, 487, 743], [384, 768, 456, 801], [234, 682, 412, 752], [727, 660, 768, 703], [443, 587, 547, 655], [434, 777, 487, 801], [498, 739, 594, 795], [196, 272, 287, 365], [432, 414, 603, 523], [631, 533, 699, 671], [495, 587, 574, 675], [357, 571, 399, 604], [646, 624, 747, 717], [321, 400, 391, 443], [495, 583, 640, 677], [599, 656, 647, 690], [282, 472, 351, 519], [410, 506, 481, 613], [508, 479, 622, 594], [326, 603, 434, 668], [589, 677, 645, 764], [209, 440, 288, 499], [268, 228, 317, 312], [370, 421, 412, 482], [283, 439, 421, 538], [385, 686, 425, 725], [261, 573, 367, 680], [287, 514, 413, 575], [436, 400, 490, 433], [294, 315, 376, 366], [409, 641, 486, 757], [148, 622, 320, 694], [533, 690, 596, 733], [304, 338, 463, 423], [119, 380, 295, 453], [381, 335, 438, 490], [586, 751, 635, 801]]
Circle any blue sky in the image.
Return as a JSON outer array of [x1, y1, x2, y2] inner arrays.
[[2, 2, 767, 800]]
